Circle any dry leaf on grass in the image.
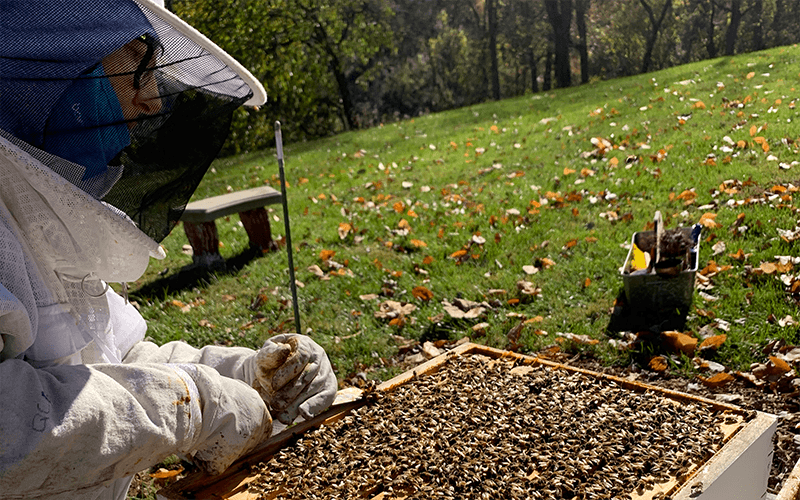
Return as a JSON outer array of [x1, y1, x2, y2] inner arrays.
[[648, 356, 668, 372], [698, 372, 734, 388], [699, 334, 726, 351], [662, 331, 698, 355], [374, 300, 417, 320]]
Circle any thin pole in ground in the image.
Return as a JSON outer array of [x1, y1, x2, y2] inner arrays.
[[275, 121, 301, 334]]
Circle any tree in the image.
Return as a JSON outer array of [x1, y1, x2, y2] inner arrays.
[[544, 0, 573, 88], [575, 0, 590, 84], [638, 0, 671, 73], [487, 0, 501, 100]]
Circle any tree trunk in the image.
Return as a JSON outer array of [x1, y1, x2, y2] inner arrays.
[[316, 25, 356, 130], [706, 1, 718, 58], [543, 49, 553, 91], [752, 0, 765, 50], [487, 0, 501, 100], [544, 0, 573, 88], [639, 0, 671, 73], [530, 48, 539, 93], [575, 0, 590, 84], [725, 0, 743, 56]]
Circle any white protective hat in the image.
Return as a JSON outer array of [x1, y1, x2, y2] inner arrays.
[[0, 0, 269, 243]]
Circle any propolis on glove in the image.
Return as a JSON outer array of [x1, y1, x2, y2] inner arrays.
[[251, 334, 338, 425]]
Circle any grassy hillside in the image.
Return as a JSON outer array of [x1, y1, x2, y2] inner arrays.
[[131, 44, 800, 384]]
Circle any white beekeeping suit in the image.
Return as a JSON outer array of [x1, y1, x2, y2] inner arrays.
[[0, 2, 337, 499]]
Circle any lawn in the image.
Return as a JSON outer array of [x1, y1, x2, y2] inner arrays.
[[131, 44, 800, 389]]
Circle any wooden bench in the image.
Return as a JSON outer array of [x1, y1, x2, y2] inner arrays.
[[181, 186, 282, 266]]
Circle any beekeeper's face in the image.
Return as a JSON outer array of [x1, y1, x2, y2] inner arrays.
[[102, 36, 162, 128]]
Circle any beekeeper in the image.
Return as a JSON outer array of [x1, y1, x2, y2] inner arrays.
[[0, 1, 337, 499]]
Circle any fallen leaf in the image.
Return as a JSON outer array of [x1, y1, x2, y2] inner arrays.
[[699, 334, 726, 351], [557, 332, 599, 345], [698, 372, 734, 388], [338, 222, 352, 239], [769, 355, 792, 374], [374, 300, 417, 320], [522, 265, 539, 275], [760, 262, 778, 274], [649, 356, 668, 372], [662, 331, 698, 355], [320, 249, 336, 261], [699, 213, 722, 228], [412, 286, 434, 301]]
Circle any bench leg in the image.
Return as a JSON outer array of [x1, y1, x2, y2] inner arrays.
[[183, 221, 225, 267], [239, 207, 278, 252]]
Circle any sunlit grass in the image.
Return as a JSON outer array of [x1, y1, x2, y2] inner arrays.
[[131, 44, 800, 383]]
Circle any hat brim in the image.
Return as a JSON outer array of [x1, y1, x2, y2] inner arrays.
[[134, 0, 267, 107]]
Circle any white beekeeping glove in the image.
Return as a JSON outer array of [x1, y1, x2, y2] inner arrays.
[[169, 363, 272, 475], [251, 334, 337, 425]]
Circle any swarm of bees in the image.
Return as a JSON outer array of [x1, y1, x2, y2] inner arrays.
[[249, 354, 749, 500]]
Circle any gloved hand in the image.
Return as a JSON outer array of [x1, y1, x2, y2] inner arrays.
[[168, 363, 272, 476], [252, 334, 337, 425]]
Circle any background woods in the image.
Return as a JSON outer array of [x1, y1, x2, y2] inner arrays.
[[171, 0, 800, 153]]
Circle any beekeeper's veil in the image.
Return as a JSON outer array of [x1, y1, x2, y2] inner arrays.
[[0, 0, 267, 243]]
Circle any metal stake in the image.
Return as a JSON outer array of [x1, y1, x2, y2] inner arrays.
[[275, 121, 302, 334]]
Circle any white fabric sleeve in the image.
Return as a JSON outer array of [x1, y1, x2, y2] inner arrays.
[[0, 358, 270, 499], [123, 340, 259, 386]]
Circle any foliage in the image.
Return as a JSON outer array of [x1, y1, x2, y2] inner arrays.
[[171, 0, 800, 153]]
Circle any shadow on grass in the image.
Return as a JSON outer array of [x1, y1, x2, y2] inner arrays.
[[605, 288, 689, 335], [130, 247, 265, 300]]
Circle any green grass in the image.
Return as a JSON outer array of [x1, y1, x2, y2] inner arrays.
[[130, 44, 800, 384]]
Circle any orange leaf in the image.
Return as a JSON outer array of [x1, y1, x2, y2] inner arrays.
[[422, 255, 434, 265], [410, 239, 427, 248], [389, 317, 406, 327], [393, 201, 405, 213], [450, 249, 468, 259], [150, 468, 184, 480], [693, 101, 706, 109], [563, 167, 576, 175], [761, 262, 777, 274], [565, 239, 578, 249], [699, 372, 734, 388], [320, 249, 336, 261], [609, 157, 619, 166], [750, 125, 758, 137], [398, 219, 411, 231], [728, 249, 747, 261], [699, 334, 727, 350], [412, 286, 434, 301], [649, 356, 668, 372], [698, 213, 721, 228], [662, 331, 698, 355], [769, 355, 792, 373], [338, 222, 352, 239], [539, 257, 556, 269], [746, 71, 755, 79], [583, 277, 592, 288]]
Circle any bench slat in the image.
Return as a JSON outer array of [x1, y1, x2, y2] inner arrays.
[[181, 186, 282, 223]]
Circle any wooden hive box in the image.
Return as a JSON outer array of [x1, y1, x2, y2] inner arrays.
[[157, 343, 777, 500], [776, 458, 800, 499]]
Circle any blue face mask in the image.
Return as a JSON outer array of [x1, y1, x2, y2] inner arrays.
[[42, 64, 131, 181]]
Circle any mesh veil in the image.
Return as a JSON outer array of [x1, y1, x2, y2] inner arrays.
[[0, 0, 258, 242]]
